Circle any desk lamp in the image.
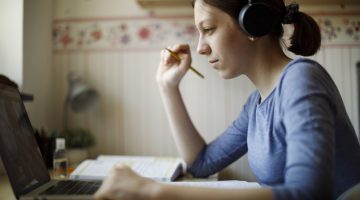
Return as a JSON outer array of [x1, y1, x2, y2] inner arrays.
[[63, 72, 99, 129]]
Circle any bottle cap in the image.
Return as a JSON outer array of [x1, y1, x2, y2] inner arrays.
[[56, 138, 66, 150]]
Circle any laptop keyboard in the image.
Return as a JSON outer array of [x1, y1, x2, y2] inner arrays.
[[41, 180, 102, 195]]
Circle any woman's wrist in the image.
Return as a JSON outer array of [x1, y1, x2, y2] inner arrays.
[[157, 80, 180, 94], [142, 181, 164, 200]]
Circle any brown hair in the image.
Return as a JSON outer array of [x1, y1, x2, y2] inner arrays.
[[0, 75, 18, 88], [192, 0, 321, 56]]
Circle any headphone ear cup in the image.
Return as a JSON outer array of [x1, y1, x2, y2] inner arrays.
[[238, 3, 276, 37]]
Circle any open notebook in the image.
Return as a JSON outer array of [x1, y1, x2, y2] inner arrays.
[[69, 155, 261, 189], [70, 155, 184, 182]]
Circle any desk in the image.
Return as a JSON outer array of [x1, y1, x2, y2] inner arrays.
[[0, 173, 218, 200]]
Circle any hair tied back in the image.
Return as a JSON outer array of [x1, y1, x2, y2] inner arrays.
[[283, 3, 299, 24]]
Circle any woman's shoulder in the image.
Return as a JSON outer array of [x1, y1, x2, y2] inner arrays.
[[283, 58, 324, 77], [275, 58, 338, 104], [278, 58, 332, 90]]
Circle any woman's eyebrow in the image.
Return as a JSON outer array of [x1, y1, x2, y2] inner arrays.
[[198, 19, 214, 27]]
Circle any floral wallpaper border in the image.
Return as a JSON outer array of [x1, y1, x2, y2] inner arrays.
[[53, 17, 197, 52], [53, 14, 360, 52], [317, 15, 360, 44]]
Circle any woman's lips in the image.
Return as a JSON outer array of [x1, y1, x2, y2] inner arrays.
[[209, 59, 219, 68]]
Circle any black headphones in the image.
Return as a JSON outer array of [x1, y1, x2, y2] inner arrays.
[[238, 0, 277, 37]]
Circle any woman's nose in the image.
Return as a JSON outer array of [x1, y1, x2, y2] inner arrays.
[[196, 39, 210, 55]]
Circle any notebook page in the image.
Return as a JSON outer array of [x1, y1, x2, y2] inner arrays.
[[167, 180, 261, 189]]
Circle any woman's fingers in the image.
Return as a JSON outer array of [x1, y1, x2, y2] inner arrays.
[[156, 43, 193, 87], [169, 44, 192, 71], [94, 164, 128, 200], [162, 47, 182, 67], [171, 44, 191, 54], [94, 164, 153, 200]]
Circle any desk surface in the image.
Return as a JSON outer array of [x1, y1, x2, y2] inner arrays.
[[0, 173, 218, 200]]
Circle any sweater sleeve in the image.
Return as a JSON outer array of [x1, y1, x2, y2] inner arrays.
[[272, 61, 336, 200], [188, 93, 256, 178]]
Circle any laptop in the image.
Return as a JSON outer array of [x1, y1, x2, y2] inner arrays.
[[0, 82, 101, 200]]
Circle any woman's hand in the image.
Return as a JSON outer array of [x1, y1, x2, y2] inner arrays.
[[94, 164, 160, 200], [156, 44, 192, 89]]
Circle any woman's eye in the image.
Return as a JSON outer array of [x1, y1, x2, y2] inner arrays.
[[203, 27, 214, 34]]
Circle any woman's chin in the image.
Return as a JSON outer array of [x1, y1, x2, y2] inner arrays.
[[219, 70, 238, 79]]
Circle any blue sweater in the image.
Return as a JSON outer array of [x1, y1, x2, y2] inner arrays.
[[188, 58, 360, 200]]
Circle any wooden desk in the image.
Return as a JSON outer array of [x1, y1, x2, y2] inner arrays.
[[0, 175, 16, 200]]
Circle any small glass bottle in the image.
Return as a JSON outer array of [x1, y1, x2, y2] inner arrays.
[[53, 138, 68, 179]]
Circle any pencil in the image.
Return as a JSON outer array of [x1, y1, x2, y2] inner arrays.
[[165, 48, 205, 79]]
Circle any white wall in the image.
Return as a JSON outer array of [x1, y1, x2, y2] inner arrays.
[[0, 0, 23, 87], [54, 0, 192, 18], [23, 0, 54, 129]]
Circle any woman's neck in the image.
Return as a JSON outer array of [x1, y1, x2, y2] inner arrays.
[[246, 39, 291, 103]]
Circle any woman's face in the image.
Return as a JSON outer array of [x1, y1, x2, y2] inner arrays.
[[194, 0, 255, 79]]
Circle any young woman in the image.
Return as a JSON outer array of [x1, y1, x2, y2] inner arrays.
[[95, 0, 360, 199]]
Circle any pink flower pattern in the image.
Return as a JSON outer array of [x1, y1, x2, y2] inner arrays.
[[53, 15, 360, 51], [317, 16, 360, 42], [53, 18, 198, 51], [138, 27, 151, 40]]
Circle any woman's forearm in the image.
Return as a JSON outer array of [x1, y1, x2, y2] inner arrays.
[[159, 85, 206, 164]]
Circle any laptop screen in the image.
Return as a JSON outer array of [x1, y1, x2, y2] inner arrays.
[[0, 83, 50, 198]]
